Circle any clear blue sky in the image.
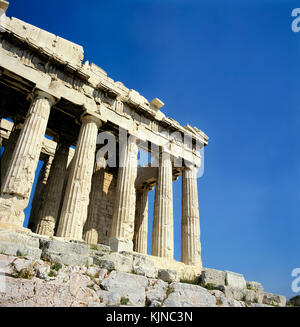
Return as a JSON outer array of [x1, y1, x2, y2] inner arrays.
[[5, 0, 300, 298]]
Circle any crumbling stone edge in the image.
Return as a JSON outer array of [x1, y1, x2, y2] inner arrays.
[[0, 228, 290, 307]]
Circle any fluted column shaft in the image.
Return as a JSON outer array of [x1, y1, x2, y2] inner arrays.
[[54, 153, 75, 234], [36, 141, 70, 236], [83, 157, 106, 244], [181, 165, 202, 266], [152, 152, 174, 259], [109, 137, 138, 252], [0, 124, 22, 184], [56, 115, 101, 240], [133, 186, 150, 254], [0, 91, 54, 229], [27, 156, 53, 232]]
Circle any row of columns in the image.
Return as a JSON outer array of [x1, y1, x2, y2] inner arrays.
[[0, 90, 101, 239], [132, 158, 201, 266], [0, 89, 202, 266]]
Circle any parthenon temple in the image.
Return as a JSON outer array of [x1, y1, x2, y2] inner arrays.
[[0, 1, 208, 267]]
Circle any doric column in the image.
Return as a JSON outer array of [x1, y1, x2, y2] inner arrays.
[[133, 185, 150, 254], [0, 123, 22, 185], [151, 150, 174, 260], [181, 164, 202, 266], [36, 140, 70, 236], [0, 90, 55, 230], [109, 136, 138, 252], [83, 156, 106, 244], [56, 114, 101, 240], [27, 156, 53, 232], [54, 152, 75, 234]]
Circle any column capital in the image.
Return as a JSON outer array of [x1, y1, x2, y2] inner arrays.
[[27, 89, 56, 106], [184, 161, 199, 173], [81, 113, 102, 128], [151, 145, 175, 166]]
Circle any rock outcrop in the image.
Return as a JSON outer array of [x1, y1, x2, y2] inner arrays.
[[0, 229, 287, 307]]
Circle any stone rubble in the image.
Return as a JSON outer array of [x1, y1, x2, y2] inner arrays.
[[162, 282, 216, 307], [0, 245, 288, 307]]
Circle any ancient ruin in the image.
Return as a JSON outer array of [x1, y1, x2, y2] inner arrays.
[[0, 1, 208, 268], [0, 2, 290, 308]]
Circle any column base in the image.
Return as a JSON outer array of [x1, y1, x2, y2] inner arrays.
[[84, 229, 98, 245], [109, 237, 133, 252], [36, 220, 55, 237], [182, 259, 203, 268]]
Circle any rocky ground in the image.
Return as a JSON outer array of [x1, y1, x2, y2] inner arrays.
[[0, 228, 292, 307]]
